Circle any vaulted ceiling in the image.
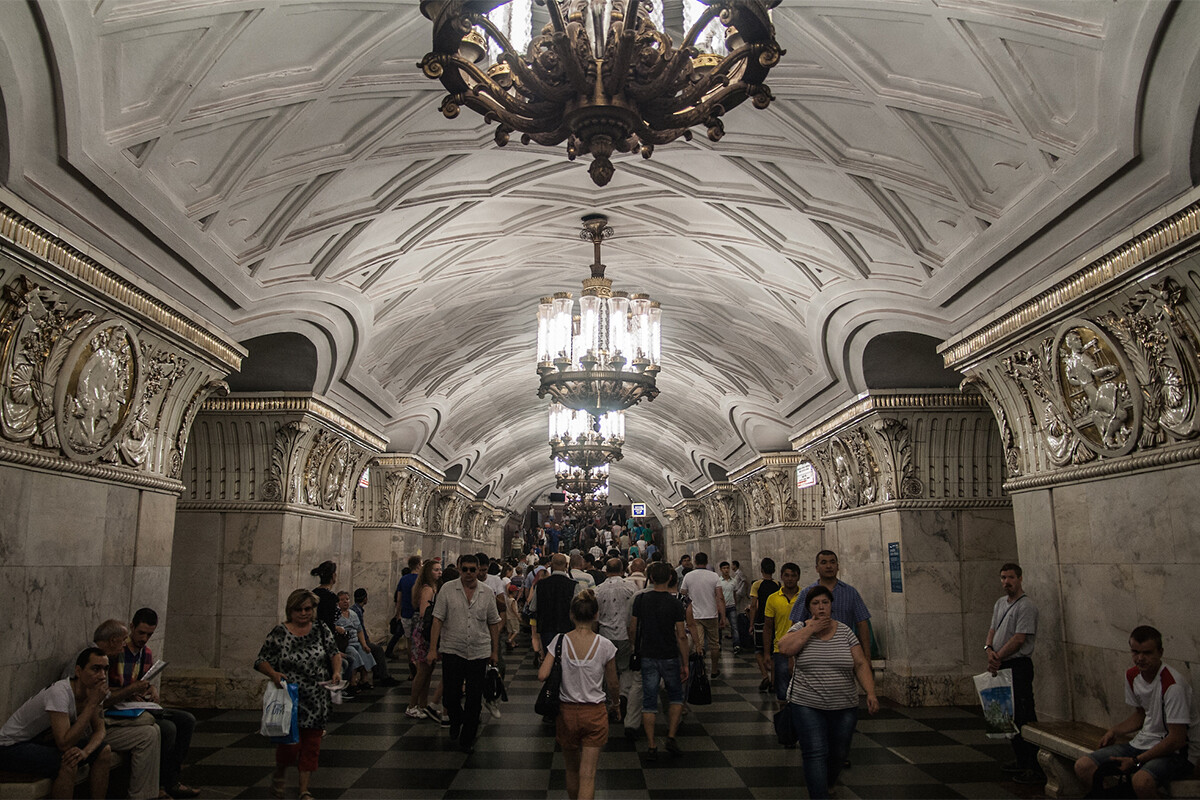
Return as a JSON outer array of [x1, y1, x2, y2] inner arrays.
[[2, 0, 1199, 514]]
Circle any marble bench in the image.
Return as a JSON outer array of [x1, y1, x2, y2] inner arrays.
[[0, 752, 130, 799], [1025, 720, 1200, 798]]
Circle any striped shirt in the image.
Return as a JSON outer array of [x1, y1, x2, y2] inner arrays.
[[785, 621, 861, 710], [110, 642, 153, 689]]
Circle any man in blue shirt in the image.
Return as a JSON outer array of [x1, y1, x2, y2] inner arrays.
[[790, 550, 871, 651], [388, 555, 423, 670]]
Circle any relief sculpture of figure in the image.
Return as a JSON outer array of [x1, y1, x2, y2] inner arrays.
[[1062, 331, 1128, 448]]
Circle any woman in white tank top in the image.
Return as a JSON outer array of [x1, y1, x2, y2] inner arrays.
[[538, 591, 619, 800]]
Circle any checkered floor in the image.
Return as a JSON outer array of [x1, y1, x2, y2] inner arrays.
[[180, 642, 1046, 799]]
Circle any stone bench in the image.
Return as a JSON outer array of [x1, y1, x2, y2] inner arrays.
[[1025, 721, 1200, 798], [0, 751, 130, 799]]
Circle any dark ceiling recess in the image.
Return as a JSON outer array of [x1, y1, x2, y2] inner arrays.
[[444, 464, 463, 482], [862, 332, 964, 390], [227, 333, 318, 392], [707, 463, 729, 483]]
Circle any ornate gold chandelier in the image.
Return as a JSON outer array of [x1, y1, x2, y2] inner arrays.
[[564, 489, 607, 517], [536, 214, 660, 416], [549, 402, 623, 468], [555, 460, 609, 494], [419, 0, 784, 186]]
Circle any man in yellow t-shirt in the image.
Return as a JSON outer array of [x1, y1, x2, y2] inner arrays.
[[762, 562, 802, 707]]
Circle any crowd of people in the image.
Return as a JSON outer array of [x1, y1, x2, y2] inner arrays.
[[3, 517, 1197, 800]]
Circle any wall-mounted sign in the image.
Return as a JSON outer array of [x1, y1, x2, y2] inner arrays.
[[888, 542, 902, 592], [631, 502, 647, 517], [796, 461, 818, 489], [358, 468, 370, 489]]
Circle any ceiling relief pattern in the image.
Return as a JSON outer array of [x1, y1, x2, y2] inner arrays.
[[7, 0, 1189, 508]]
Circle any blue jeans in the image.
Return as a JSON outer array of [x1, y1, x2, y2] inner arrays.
[[773, 653, 791, 701], [725, 606, 739, 646], [641, 657, 684, 713], [1087, 743, 1195, 787], [791, 704, 858, 799]]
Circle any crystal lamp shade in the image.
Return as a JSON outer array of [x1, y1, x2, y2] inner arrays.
[[548, 403, 624, 468], [536, 215, 661, 416]]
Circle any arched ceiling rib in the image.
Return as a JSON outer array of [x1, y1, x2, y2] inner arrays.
[[2, 0, 1196, 507]]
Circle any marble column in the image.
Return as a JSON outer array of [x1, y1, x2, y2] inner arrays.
[[942, 191, 1200, 724], [167, 394, 384, 707], [0, 202, 239, 717], [795, 392, 1016, 705], [351, 456, 443, 641]]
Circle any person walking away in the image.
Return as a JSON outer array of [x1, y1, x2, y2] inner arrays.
[[539, 591, 619, 800]]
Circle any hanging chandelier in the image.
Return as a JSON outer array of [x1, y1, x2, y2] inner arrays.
[[555, 459, 609, 495], [537, 214, 660, 416], [564, 490, 607, 517], [418, 0, 784, 186], [549, 402, 624, 468]]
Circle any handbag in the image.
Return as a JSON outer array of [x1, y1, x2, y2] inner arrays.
[[260, 681, 299, 744], [773, 704, 797, 747], [629, 614, 643, 672], [534, 633, 565, 719], [687, 651, 712, 705], [484, 664, 508, 703]]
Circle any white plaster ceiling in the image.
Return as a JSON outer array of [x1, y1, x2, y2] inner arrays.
[[3, 0, 1199, 511]]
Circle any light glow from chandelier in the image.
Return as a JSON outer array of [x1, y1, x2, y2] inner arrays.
[[536, 215, 661, 416], [555, 459, 609, 495]]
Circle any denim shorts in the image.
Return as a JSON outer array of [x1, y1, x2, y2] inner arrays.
[[641, 657, 684, 712], [1088, 742, 1195, 787], [0, 737, 105, 777]]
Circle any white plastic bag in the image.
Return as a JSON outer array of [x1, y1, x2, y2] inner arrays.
[[974, 669, 1019, 739], [260, 681, 294, 738]]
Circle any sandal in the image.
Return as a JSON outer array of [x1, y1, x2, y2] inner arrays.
[[300, 793, 315, 800]]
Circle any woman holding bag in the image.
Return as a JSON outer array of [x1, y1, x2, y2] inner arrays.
[[538, 591, 619, 800], [255, 589, 342, 800]]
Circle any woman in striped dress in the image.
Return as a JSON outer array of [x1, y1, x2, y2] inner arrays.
[[777, 585, 878, 799]]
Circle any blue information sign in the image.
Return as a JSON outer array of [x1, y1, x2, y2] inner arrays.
[[888, 542, 902, 593]]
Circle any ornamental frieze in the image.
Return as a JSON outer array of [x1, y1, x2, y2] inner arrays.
[[944, 197, 1200, 489], [179, 395, 384, 516], [0, 212, 239, 490], [793, 392, 1005, 516], [727, 452, 815, 530]]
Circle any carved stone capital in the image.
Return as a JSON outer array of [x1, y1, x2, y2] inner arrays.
[[356, 455, 444, 527], [179, 393, 384, 517], [794, 392, 1004, 516], [727, 451, 820, 530], [0, 205, 240, 489], [944, 196, 1200, 490]]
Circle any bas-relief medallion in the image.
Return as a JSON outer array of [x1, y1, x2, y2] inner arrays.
[[1053, 321, 1138, 456], [56, 319, 142, 461]]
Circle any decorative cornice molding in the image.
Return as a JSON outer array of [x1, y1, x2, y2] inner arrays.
[[175, 500, 356, 522], [0, 443, 185, 494], [370, 453, 445, 483], [822, 497, 1013, 521], [792, 391, 986, 450], [0, 203, 242, 371], [201, 394, 387, 451], [942, 198, 1200, 369], [727, 451, 802, 483], [1003, 442, 1200, 492]]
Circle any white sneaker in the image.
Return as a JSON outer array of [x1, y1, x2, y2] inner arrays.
[[405, 705, 427, 719], [485, 699, 501, 720]]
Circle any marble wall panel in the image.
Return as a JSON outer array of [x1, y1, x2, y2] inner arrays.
[[0, 568, 30, 668], [1163, 462, 1200, 561], [961, 611, 993, 673], [898, 510, 961, 563], [103, 483, 139, 566], [25, 471, 109, 567], [1132, 563, 1200, 662], [897, 561, 962, 616], [130, 565, 172, 630], [136, 490, 178, 567], [222, 512, 285, 565], [1066, 642, 1132, 728], [959, 508, 1019, 562], [1060, 563, 1138, 650], [0, 466, 30, 566], [902, 612, 967, 672], [961, 561, 1004, 616], [168, 612, 217, 670], [219, 564, 282, 620], [221, 612, 279, 677]]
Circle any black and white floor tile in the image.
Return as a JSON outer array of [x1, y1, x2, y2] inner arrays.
[[180, 643, 1046, 799]]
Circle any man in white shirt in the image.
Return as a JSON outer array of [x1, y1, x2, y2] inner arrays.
[[679, 552, 726, 678], [1075, 625, 1200, 798], [595, 558, 637, 723]]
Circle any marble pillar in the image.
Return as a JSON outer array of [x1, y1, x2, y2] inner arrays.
[[166, 394, 384, 707], [795, 392, 1016, 705], [943, 192, 1200, 723], [0, 201, 239, 718]]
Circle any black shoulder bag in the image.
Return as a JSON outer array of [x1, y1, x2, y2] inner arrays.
[[534, 633, 565, 719]]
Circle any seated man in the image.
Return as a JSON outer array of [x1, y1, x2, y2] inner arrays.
[[1074, 625, 1200, 798], [0, 647, 113, 799], [71, 620, 161, 799], [352, 588, 398, 686], [108, 608, 201, 799]]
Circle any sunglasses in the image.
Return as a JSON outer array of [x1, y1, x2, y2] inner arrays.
[[460, 566, 478, 573]]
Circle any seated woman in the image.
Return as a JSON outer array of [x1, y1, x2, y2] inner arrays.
[[777, 585, 878, 800], [335, 590, 376, 694], [0, 647, 112, 799]]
